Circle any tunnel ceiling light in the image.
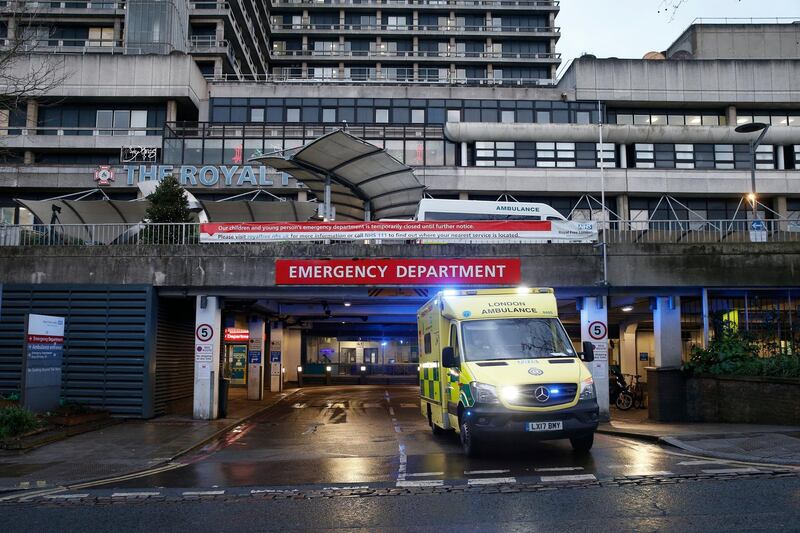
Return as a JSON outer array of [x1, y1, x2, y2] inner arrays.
[[343, 302, 352, 307], [621, 305, 634, 312]]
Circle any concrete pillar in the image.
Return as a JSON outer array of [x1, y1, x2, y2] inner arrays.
[[652, 296, 682, 368], [580, 296, 609, 420], [113, 19, 121, 44], [25, 99, 38, 135], [24, 151, 34, 164], [616, 194, 629, 221], [166, 100, 178, 123], [775, 196, 789, 230], [214, 58, 223, 79], [339, 9, 345, 26], [777, 147, 786, 170], [268, 321, 284, 392], [458, 192, 469, 201], [6, 16, 16, 40], [0, 109, 8, 135], [619, 321, 638, 377], [247, 317, 265, 400], [283, 329, 301, 384], [194, 296, 222, 420], [460, 142, 468, 167], [215, 20, 225, 41], [297, 190, 308, 202], [619, 144, 628, 169], [726, 105, 737, 127]]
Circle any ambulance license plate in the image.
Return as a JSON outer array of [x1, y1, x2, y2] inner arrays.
[[526, 421, 563, 432]]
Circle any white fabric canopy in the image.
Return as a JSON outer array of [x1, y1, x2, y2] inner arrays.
[[200, 200, 318, 222], [256, 130, 424, 221]]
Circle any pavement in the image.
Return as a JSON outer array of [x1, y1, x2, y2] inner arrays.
[[599, 408, 800, 466], [0, 387, 298, 492]]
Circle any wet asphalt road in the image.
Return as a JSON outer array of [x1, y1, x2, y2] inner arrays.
[[93, 385, 785, 491]]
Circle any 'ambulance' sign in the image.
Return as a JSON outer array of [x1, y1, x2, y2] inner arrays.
[[275, 258, 521, 286]]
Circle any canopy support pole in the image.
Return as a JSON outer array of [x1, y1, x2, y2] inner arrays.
[[364, 201, 371, 222], [324, 174, 332, 221]]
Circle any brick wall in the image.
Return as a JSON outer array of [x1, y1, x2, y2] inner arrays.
[[686, 375, 800, 425]]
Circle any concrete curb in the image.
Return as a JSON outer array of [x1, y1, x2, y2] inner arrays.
[[1, 389, 301, 499], [660, 436, 800, 467], [596, 426, 661, 443]]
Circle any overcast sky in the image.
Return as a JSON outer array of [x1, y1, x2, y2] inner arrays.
[[557, 0, 799, 73]]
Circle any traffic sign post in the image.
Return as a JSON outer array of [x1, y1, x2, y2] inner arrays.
[[193, 296, 221, 420], [580, 297, 609, 421]]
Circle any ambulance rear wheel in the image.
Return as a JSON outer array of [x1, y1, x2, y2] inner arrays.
[[570, 433, 594, 453], [460, 419, 482, 457], [427, 405, 445, 436]]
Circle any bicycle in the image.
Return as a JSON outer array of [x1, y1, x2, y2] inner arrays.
[[626, 374, 647, 409]]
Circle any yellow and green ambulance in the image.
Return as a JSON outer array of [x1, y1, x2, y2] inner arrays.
[[417, 288, 599, 456]]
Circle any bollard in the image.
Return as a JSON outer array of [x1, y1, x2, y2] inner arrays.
[[325, 365, 332, 386], [297, 366, 303, 387], [359, 365, 367, 385]]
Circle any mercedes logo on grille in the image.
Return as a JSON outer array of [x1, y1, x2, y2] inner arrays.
[[534, 386, 550, 403]]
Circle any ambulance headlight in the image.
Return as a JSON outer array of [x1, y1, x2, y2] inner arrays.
[[500, 386, 520, 403], [472, 382, 499, 404], [579, 377, 597, 401]]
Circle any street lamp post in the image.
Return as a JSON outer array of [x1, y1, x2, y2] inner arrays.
[[734, 122, 770, 220]]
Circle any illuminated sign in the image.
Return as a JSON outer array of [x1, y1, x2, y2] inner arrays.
[[120, 165, 290, 187], [224, 328, 250, 342], [275, 258, 521, 286]]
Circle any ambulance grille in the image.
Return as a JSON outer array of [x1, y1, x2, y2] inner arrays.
[[512, 383, 578, 407]]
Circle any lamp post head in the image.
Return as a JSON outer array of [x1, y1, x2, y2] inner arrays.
[[735, 122, 769, 134]]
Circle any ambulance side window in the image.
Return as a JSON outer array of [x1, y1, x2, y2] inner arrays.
[[449, 323, 461, 364], [423, 333, 432, 354]]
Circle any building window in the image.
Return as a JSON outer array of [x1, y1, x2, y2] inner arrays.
[[411, 109, 425, 124], [322, 108, 336, 123], [376, 108, 389, 123], [474, 141, 515, 167], [501, 110, 515, 123], [251, 108, 265, 122], [447, 109, 461, 123], [286, 108, 300, 122]]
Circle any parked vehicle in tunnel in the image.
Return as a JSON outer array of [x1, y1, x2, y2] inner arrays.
[[417, 288, 599, 456]]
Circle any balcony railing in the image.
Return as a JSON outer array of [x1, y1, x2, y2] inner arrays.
[[10, 37, 138, 55], [0, 126, 162, 136], [270, 0, 559, 7], [272, 49, 560, 60], [164, 121, 444, 141], [206, 72, 557, 86], [271, 23, 559, 33], [2, 220, 799, 247], [4, 0, 125, 9]]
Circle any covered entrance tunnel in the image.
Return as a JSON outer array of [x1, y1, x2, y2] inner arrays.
[[169, 285, 799, 422]]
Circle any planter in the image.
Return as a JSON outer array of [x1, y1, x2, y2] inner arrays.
[[47, 411, 110, 427], [0, 400, 19, 408], [686, 374, 800, 425]]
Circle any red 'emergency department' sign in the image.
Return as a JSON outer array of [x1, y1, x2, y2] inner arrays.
[[275, 259, 521, 286]]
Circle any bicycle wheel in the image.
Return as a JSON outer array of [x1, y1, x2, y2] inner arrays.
[[616, 391, 634, 411]]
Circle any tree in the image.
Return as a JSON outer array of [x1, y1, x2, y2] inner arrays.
[[145, 175, 193, 223], [1, 4, 67, 157]]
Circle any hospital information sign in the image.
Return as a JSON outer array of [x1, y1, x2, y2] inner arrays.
[[21, 314, 65, 413]]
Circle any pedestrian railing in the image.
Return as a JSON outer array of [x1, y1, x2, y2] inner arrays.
[[300, 363, 420, 377], [1, 220, 799, 247]]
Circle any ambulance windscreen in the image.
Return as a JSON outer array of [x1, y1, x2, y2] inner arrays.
[[461, 318, 574, 361]]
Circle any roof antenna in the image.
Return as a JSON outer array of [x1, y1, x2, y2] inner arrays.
[[341, 120, 348, 132]]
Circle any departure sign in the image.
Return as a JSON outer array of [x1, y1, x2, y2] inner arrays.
[[275, 258, 521, 285]]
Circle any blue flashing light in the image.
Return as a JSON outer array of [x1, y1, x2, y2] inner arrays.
[[550, 388, 560, 394], [381, 341, 388, 346], [466, 410, 472, 417]]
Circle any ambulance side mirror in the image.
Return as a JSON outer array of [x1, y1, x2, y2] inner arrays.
[[442, 346, 457, 368], [580, 341, 595, 363]]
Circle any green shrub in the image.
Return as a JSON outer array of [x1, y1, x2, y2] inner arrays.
[[685, 322, 800, 378], [0, 406, 40, 439]]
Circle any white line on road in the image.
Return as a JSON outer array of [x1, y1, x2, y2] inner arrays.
[[291, 403, 306, 409], [399, 403, 418, 408], [396, 480, 444, 488], [631, 471, 674, 476], [701, 467, 762, 474], [540, 474, 597, 483], [111, 492, 161, 498], [44, 494, 89, 499], [607, 464, 653, 469], [406, 472, 445, 478], [388, 407, 396, 416], [182, 490, 225, 496], [464, 469, 510, 475], [678, 460, 728, 466], [535, 467, 585, 472], [467, 477, 516, 485]]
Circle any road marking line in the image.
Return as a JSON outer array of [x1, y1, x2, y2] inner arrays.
[[631, 471, 673, 476], [322, 486, 370, 490], [182, 490, 225, 496], [535, 467, 585, 472], [678, 460, 727, 466], [467, 477, 516, 485], [397, 442, 407, 482], [111, 492, 161, 498], [540, 474, 597, 483], [291, 403, 306, 409], [44, 494, 89, 499], [399, 403, 418, 408], [396, 480, 444, 488], [406, 472, 445, 478], [388, 407, 396, 416], [701, 467, 762, 474], [607, 464, 653, 469], [251, 489, 298, 494], [464, 469, 510, 475]]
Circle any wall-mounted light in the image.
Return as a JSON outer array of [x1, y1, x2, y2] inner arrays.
[[621, 305, 634, 313]]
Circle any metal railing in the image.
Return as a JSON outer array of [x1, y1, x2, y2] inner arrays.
[[300, 362, 420, 377], [205, 72, 557, 86], [164, 122, 445, 141], [4, 0, 125, 9], [271, 49, 559, 60], [2, 220, 800, 247], [270, 0, 558, 7], [0, 126, 162, 137], [271, 23, 559, 33]]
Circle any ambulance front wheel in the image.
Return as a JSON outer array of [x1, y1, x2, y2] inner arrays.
[[569, 433, 594, 453], [459, 419, 482, 457]]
